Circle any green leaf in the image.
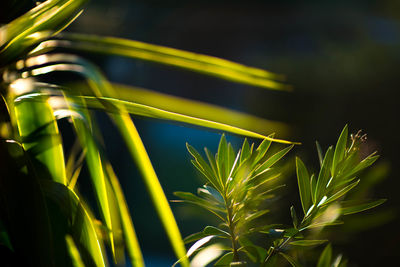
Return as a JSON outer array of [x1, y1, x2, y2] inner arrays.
[[173, 192, 224, 213], [254, 136, 273, 164], [317, 244, 332, 267], [55, 33, 290, 90], [254, 145, 294, 176], [316, 141, 324, 167], [214, 252, 234, 266], [40, 180, 106, 266], [296, 157, 311, 214], [17, 56, 191, 265], [347, 154, 379, 178], [187, 144, 221, 190], [310, 174, 316, 204], [0, 0, 87, 65], [217, 134, 228, 185], [332, 125, 348, 175], [187, 235, 216, 258], [340, 199, 386, 215], [13, 93, 66, 184], [203, 226, 230, 238], [104, 163, 144, 267], [108, 83, 290, 139], [67, 105, 115, 256], [205, 148, 220, 179], [279, 252, 302, 267], [301, 221, 343, 230], [243, 210, 270, 226], [203, 185, 224, 204], [332, 254, 344, 267], [227, 143, 236, 177], [184, 232, 207, 244], [289, 240, 328, 247], [65, 235, 85, 267], [322, 179, 360, 206], [75, 95, 296, 144], [240, 138, 251, 163], [315, 147, 333, 202], [290, 206, 299, 229]]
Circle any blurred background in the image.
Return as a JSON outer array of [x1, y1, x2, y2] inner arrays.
[[66, 0, 399, 266]]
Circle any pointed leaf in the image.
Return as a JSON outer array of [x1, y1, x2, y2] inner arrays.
[[187, 235, 216, 258], [203, 226, 230, 238], [217, 134, 228, 184], [316, 141, 324, 167], [187, 144, 221, 190], [240, 138, 251, 163], [315, 147, 333, 202], [279, 252, 302, 267], [184, 232, 207, 244], [65, 235, 85, 267], [54, 33, 290, 90], [76, 95, 296, 144], [104, 163, 144, 267], [254, 145, 294, 175], [332, 125, 348, 175], [317, 244, 332, 267], [310, 174, 316, 204], [296, 157, 311, 214], [301, 221, 343, 230], [244, 210, 270, 224], [347, 154, 379, 178], [173, 192, 224, 213], [290, 206, 299, 229], [322, 179, 360, 206], [289, 240, 328, 247], [340, 199, 386, 215], [254, 136, 273, 164], [214, 252, 234, 266], [109, 83, 290, 139]]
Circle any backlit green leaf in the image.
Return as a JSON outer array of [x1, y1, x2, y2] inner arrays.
[[217, 134, 228, 185], [340, 199, 386, 215], [316, 141, 324, 168], [214, 252, 234, 266], [289, 240, 328, 247], [240, 138, 251, 164], [254, 136, 273, 164], [203, 226, 230, 238], [104, 163, 144, 267], [322, 179, 360, 206], [315, 147, 333, 202], [332, 125, 348, 175], [317, 244, 332, 267], [52, 33, 290, 90], [183, 232, 207, 244], [65, 235, 85, 267], [279, 252, 302, 267], [254, 145, 294, 176], [296, 157, 311, 214]]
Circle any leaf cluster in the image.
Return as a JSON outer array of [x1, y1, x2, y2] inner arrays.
[[177, 126, 386, 266], [175, 135, 293, 265], [0, 0, 295, 266]]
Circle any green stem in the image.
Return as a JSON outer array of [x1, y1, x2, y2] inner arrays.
[[222, 188, 239, 262], [227, 203, 239, 261]]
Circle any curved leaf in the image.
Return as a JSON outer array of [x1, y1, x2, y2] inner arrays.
[[296, 157, 311, 214]]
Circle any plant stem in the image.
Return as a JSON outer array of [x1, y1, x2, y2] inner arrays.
[[223, 189, 239, 261], [227, 202, 239, 261]]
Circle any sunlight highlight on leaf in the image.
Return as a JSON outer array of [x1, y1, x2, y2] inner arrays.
[[40, 33, 290, 90]]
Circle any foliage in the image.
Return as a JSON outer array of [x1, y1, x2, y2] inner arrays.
[[0, 0, 295, 266], [176, 125, 385, 266]]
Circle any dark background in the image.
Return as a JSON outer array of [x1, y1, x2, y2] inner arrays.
[[67, 0, 400, 266]]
